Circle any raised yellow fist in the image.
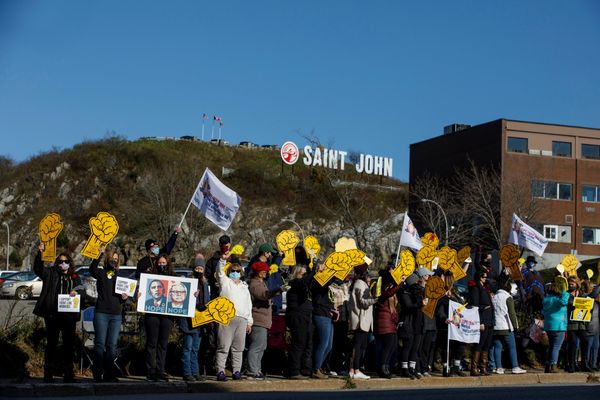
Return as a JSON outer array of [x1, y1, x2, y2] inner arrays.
[[39, 213, 64, 262], [304, 235, 321, 269], [277, 230, 300, 266], [192, 296, 236, 327], [391, 250, 415, 285], [81, 212, 120, 259]]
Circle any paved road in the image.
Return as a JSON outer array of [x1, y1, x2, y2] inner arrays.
[[4, 384, 598, 400]]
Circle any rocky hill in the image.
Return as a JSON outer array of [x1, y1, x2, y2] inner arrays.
[[0, 137, 407, 269]]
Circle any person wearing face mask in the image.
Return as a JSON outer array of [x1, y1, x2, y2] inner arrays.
[[135, 227, 181, 279], [33, 243, 83, 383], [214, 253, 253, 381], [247, 243, 285, 314], [467, 266, 495, 376], [542, 278, 570, 373], [143, 254, 176, 382], [89, 249, 129, 382], [204, 235, 232, 300], [491, 279, 526, 374], [177, 253, 209, 381]]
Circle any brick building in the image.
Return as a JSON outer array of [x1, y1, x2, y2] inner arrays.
[[409, 119, 600, 269]]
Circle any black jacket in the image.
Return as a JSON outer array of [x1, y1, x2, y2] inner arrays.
[[311, 279, 334, 318], [286, 264, 316, 315], [135, 231, 178, 279], [90, 257, 127, 315], [33, 252, 83, 321], [398, 283, 424, 337], [468, 281, 494, 326]]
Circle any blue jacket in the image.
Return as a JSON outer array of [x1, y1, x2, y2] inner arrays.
[[543, 290, 570, 332]]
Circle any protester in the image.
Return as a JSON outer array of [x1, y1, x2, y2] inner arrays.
[[468, 266, 494, 376], [398, 269, 428, 379], [89, 249, 129, 382], [542, 279, 570, 373], [311, 262, 335, 379], [491, 279, 526, 374], [215, 254, 253, 381], [374, 267, 401, 379], [247, 260, 283, 380], [33, 243, 83, 383], [135, 228, 180, 279], [178, 254, 209, 381], [204, 235, 231, 300], [286, 247, 316, 379], [248, 243, 285, 314], [348, 264, 378, 379], [565, 277, 590, 372], [328, 277, 352, 377], [584, 280, 600, 372]]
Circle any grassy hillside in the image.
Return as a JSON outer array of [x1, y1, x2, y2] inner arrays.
[[0, 136, 407, 266]]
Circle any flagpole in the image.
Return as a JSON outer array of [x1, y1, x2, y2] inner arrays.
[[218, 125, 222, 140], [178, 170, 206, 229], [201, 122, 205, 141], [446, 303, 451, 376], [395, 213, 406, 265]]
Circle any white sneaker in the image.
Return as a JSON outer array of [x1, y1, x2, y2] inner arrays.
[[494, 368, 505, 375], [512, 367, 527, 374], [329, 371, 338, 376], [352, 371, 370, 379]]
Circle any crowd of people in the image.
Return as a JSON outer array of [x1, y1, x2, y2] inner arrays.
[[32, 231, 600, 383]]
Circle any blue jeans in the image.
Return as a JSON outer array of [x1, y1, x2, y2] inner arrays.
[[586, 334, 599, 369], [488, 340, 501, 369], [313, 315, 333, 370], [181, 331, 201, 377], [492, 332, 519, 369], [93, 312, 122, 378], [546, 331, 566, 366]]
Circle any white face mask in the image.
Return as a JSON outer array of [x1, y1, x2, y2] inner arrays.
[[59, 262, 69, 271], [510, 283, 518, 296]]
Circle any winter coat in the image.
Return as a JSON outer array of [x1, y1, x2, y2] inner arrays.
[[134, 231, 178, 279], [33, 251, 83, 321], [398, 282, 424, 338], [543, 290, 570, 332], [586, 300, 600, 336], [567, 286, 600, 331], [286, 265, 316, 315], [374, 282, 401, 335], [90, 257, 126, 315], [178, 278, 210, 334], [216, 259, 253, 325], [492, 289, 518, 334], [248, 277, 274, 329], [348, 279, 378, 332], [468, 280, 494, 327]]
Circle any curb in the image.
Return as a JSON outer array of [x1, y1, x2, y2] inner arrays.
[[1, 372, 599, 397]]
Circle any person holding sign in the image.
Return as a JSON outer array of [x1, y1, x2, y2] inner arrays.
[[89, 249, 129, 382], [135, 228, 181, 279], [542, 280, 570, 373], [33, 243, 83, 383], [143, 254, 176, 382], [467, 266, 494, 376], [565, 277, 599, 372]]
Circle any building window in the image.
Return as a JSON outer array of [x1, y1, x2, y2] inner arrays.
[[582, 144, 600, 160], [544, 225, 557, 242], [507, 137, 528, 154], [583, 185, 599, 202], [582, 227, 600, 245], [552, 141, 572, 157], [532, 180, 573, 200]]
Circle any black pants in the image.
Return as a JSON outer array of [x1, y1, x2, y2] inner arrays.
[[328, 319, 350, 373], [144, 314, 173, 375], [44, 315, 77, 378], [286, 311, 313, 376], [436, 330, 465, 365], [351, 330, 368, 369], [474, 326, 494, 351], [420, 330, 436, 371], [377, 333, 397, 368], [567, 330, 588, 371], [401, 333, 423, 364]]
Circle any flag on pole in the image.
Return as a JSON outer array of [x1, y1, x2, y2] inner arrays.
[[507, 213, 548, 257], [399, 213, 422, 250], [213, 115, 222, 123], [191, 168, 241, 230], [202, 113, 208, 120], [448, 300, 480, 343]]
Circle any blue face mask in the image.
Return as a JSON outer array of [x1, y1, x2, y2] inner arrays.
[[151, 247, 160, 256], [229, 271, 241, 280]]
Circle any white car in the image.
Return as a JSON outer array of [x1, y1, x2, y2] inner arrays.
[[0, 271, 43, 300]]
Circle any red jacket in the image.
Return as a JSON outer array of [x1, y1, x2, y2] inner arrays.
[[374, 283, 401, 335]]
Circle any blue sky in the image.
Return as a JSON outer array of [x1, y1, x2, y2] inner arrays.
[[1, 0, 599, 180]]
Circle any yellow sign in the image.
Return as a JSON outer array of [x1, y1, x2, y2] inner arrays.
[[276, 230, 300, 266], [499, 244, 522, 281], [335, 248, 366, 280], [303, 235, 321, 269], [416, 245, 437, 270], [314, 251, 350, 286], [561, 255, 579, 277], [81, 212, 120, 259], [391, 249, 415, 285], [422, 276, 446, 319], [421, 232, 440, 250], [570, 297, 594, 322], [230, 244, 245, 256], [192, 296, 236, 327], [39, 213, 64, 262]]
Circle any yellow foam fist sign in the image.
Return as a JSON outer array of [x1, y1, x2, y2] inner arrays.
[[39, 213, 64, 262], [230, 244, 245, 256], [437, 246, 466, 281], [457, 246, 471, 265], [561, 255, 579, 277], [422, 232, 440, 250], [416, 245, 437, 270], [499, 244, 522, 281], [80, 212, 119, 259], [192, 296, 236, 327], [304, 235, 321, 269], [315, 251, 350, 286], [391, 250, 416, 285], [276, 230, 300, 266], [335, 248, 366, 280], [423, 276, 446, 319]]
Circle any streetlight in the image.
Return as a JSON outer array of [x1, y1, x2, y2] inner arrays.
[[420, 198, 448, 246], [2, 222, 8, 271]]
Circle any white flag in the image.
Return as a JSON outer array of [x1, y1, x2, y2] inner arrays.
[[507, 213, 548, 257], [448, 300, 480, 344], [191, 168, 241, 231], [399, 213, 422, 250]]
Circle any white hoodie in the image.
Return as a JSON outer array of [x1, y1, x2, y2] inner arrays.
[[216, 259, 253, 325]]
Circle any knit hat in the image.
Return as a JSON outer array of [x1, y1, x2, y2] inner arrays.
[[145, 239, 158, 251], [259, 243, 276, 254], [251, 261, 270, 272]]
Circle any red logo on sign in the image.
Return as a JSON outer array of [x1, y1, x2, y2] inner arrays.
[[281, 141, 299, 165]]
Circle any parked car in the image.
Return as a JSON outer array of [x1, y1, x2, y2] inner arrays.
[[0, 270, 21, 286], [0, 273, 43, 300]]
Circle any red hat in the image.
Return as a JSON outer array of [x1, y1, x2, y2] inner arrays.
[[251, 261, 270, 272]]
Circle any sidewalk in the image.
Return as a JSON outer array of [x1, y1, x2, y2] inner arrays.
[[1, 371, 599, 398]]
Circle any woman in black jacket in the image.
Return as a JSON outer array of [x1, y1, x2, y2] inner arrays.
[[33, 243, 83, 383], [90, 249, 128, 382], [398, 273, 425, 378], [468, 266, 494, 376]]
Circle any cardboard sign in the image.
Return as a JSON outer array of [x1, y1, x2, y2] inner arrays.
[[416, 245, 437, 270], [229, 244, 245, 256], [499, 244, 522, 281], [421, 232, 440, 249], [115, 277, 137, 297], [276, 230, 300, 266], [561, 255, 579, 277], [192, 296, 236, 327], [391, 249, 415, 285], [39, 213, 64, 262], [137, 273, 198, 317], [422, 276, 446, 319], [57, 294, 81, 313], [315, 251, 350, 286], [570, 297, 594, 322], [81, 212, 120, 259], [304, 235, 321, 269]]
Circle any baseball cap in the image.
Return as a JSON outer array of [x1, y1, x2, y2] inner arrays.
[[259, 243, 276, 254]]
